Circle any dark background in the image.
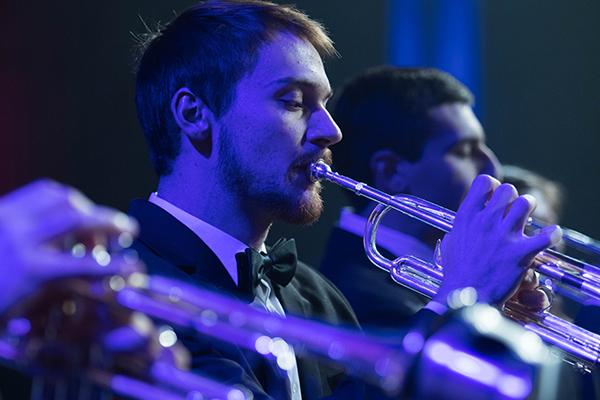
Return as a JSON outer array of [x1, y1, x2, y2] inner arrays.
[[1, 1, 598, 266]]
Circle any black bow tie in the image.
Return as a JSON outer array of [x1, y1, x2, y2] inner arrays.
[[236, 238, 298, 298]]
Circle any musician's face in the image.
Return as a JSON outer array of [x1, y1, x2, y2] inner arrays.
[[405, 103, 500, 211], [215, 32, 341, 224]]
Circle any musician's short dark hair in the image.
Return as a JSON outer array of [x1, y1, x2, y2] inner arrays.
[[332, 66, 474, 210], [135, 0, 336, 176]]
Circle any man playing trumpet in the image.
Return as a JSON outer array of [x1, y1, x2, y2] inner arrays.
[[0, 1, 560, 399], [128, 1, 560, 398]]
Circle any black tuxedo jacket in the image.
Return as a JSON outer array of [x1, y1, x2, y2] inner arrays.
[[319, 227, 429, 330], [128, 200, 364, 399]]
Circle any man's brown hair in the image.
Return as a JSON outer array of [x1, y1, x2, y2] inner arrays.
[[135, 0, 336, 176]]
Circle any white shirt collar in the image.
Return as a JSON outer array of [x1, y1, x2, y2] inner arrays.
[[149, 192, 266, 286], [337, 207, 434, 262]]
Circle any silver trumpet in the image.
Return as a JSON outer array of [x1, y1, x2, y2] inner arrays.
[[310, 160, 600, 373]]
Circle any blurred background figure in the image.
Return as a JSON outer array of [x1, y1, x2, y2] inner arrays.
[[320, 66, 501, 328], [502, 165, 589, 399]]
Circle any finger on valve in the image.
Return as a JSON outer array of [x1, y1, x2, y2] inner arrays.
[[455, 174, 500, 216], [482, 183, 519, 220]]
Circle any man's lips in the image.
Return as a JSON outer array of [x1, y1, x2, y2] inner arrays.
[[289, 152, 333, 184], [290, 163, 314, 183], [292, 153, 332, 171]]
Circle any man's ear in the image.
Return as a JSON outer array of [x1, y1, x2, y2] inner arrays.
[[170, 87, 214, 144], [369, 149, 411, 193]]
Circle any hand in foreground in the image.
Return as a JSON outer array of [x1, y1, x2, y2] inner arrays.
[[434, 174, 562, 307], [0, 182, 236, 399], [0, 180, 141, 313]]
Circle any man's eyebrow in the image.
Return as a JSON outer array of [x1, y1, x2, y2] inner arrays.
[[269, 77, 333, 100]]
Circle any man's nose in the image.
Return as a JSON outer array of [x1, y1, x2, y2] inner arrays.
[[307, 108, 342, 148], [479, 146, 502, 180]]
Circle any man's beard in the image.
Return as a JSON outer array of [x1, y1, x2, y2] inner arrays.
[[217, 128, 324, 225]]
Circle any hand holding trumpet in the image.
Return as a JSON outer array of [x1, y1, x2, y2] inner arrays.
[[436, 174, 562, 307]]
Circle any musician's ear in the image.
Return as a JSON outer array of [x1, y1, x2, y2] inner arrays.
[[170, 87, 214, 144], [369, 149, 408, 193]]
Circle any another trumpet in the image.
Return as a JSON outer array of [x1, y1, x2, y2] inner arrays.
[[1, 270, 559, 399], [310, 160, 600, 373]]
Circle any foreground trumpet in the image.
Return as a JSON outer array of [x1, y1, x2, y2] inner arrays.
[[1, 272, 561, 399], [310, 160, 600, 373], [0, 254, 566, 400]]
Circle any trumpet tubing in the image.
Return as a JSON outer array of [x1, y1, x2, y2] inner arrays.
[[310, 160, 600, 372]]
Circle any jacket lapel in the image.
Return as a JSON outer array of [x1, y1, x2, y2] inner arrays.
[[128, 199, 243, 297]]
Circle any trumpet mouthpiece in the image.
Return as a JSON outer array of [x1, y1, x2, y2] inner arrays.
[[309, 160, 331, 183]]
